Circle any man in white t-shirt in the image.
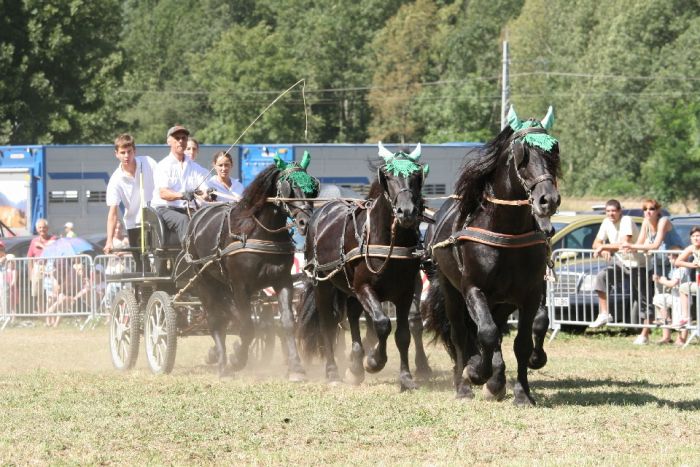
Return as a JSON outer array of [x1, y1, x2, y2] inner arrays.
[[105, 133, 157, 272], [589, 199, 640, 328], [150, 125, 210, 244]]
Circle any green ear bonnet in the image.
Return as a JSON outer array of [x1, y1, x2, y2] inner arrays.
[[377, 141, 429, 177], [274, 151, 319, 195], [507, 105, 558, 152]]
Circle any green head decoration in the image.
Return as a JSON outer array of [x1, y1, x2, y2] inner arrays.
[[275, 151, 319, 195], [507, 105, 558, 152], [377, 141, 429, 177]]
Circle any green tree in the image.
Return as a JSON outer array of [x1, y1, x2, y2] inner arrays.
[[0, 0, 124, 144]]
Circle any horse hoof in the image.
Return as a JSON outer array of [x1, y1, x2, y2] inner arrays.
[[414, 363, 433, 380], [363, 355, 386, 374], [205, 347, 218, 365], [528, 350, 548, 370], [228, 354, 247, 372], [455, 384, 475, 400], [482, 383, 507, 401], [344, 368, 365, 386], [399, 376, 418, 392], [288, 371, 307, 383], [513, 393, 536, 407]]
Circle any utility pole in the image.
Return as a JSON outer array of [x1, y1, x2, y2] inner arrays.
[[501, 40, 510, 130]]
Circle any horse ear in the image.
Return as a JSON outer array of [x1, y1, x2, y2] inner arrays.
[[507, 105, 520, 131], [377, 141, 394, 161], [423, 164, 430, 176], [273, 154, 287, 170], [300, 150, 311, 170], [407, 142, 422, 161], [541, 106, 554, 130]]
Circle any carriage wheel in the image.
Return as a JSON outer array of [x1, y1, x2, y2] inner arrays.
[[144, 291, 178, 374], [109, 289, 141, 370], [250, 297, 277, 364]]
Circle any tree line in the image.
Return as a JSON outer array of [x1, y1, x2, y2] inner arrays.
[[1, 0, 699, 206]]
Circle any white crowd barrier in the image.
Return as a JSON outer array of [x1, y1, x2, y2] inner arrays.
[[547, 248, 699, 347]]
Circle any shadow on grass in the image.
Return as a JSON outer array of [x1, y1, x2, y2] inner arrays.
[[532, 377, 700, 410]]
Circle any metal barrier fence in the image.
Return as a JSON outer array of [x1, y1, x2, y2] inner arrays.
[[547, 248, 699, 347], [0, 254, 95, 330], [1, 248, 698, 348]]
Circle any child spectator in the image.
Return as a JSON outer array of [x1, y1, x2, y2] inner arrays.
[[651, 246, 688, 344], [673, 226, 700, 346]]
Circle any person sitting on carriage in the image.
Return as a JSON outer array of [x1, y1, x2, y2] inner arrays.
[[151, 125, 211, 244], [206, 150, 244, 202], [104, 133, 157, 273]]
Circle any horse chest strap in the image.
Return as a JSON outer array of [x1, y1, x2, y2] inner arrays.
[[345, 244, 418, 261], [451, 227, 547, 248]]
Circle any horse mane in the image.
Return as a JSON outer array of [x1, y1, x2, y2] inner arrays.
[[454, 125, 561, 225], [228, 164, 279, 235]]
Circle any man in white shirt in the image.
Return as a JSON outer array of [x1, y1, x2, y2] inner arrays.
[[105, 133, 157, 272], [151, 125, 210, 244], [589, 199, 640, 328]]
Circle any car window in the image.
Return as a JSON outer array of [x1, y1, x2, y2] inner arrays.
[[553, 223, 601, 251]]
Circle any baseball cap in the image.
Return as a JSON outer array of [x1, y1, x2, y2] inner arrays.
[[166, 125, 190, 139]]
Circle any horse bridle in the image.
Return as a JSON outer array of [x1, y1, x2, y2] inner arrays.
[[486, 127, 555, 208], [378, 165, 425, 219], [273, 170, 316, 229]]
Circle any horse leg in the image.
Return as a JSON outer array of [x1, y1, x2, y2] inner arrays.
[[344, 297, 365, 385], [275, 283, 306, 382], [394, 293, 418, 392], [464, 287, 498, 386], [513, 300, 539, 406], [440, 275, 474, 399], [316, 283, 341, 383], [529, 296, 549, 369], [410, 294, 432, 379], [356, 285, 390, 373], [199, 285, 231, 376], [482, 305, 511, 401], [229, 291, 254, 372]]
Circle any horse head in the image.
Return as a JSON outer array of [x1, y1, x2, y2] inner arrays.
[[505, 106, 561, 234], [274, 151, 319, 235], [377, 142, 429, 229]]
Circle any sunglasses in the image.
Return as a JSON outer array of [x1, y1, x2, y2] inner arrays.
[[643, 207, 657, 211]]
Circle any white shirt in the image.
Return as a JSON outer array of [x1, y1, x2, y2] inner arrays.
[[151, 153, 210, 208], [596, 216, 639, 244], [207, 175, 244, 201], [106, 156, 157, 229]]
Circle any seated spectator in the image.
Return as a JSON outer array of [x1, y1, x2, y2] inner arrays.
[[45, 260, 91, 327], [674, 226, 700, 346], [651, 247, 688, 344]]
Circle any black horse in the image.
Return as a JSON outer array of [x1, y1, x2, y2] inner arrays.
[[298, 142, 429, 391], [423, 106, 561, 405], [185, 152, 318, 379]]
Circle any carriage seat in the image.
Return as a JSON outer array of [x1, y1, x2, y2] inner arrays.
[[142, 206, 182, 251]]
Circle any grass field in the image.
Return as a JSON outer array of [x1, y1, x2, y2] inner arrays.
[[1, 323, 699, 465]]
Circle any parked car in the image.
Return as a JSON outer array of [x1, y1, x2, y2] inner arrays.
[[548, 213, 645, 324], [669, 214, 700, 247]]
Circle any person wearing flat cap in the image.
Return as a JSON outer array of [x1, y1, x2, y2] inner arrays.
[[151, 125, 210, 244]]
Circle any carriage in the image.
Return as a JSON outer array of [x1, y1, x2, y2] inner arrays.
[[107, 153, 318, 376]]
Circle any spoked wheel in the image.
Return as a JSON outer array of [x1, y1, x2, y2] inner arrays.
[[250, 295, 277, 364], [144, 291, 178, 374], [109, 289, 141, 370]]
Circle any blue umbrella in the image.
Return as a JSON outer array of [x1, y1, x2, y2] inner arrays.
[[40, 237, 94, 257]]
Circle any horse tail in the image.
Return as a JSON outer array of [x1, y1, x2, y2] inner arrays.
[[296, 279, 322, 359], [421, 275, 457, 362]]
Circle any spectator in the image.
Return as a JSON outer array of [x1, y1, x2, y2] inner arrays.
[[206, 151, 244, 202], [64, 222, 77, 238], [651, 247, 688, 344], [151, 125, 209, 244], [27, 218, 57, 313], [674, 226, 700, 346], [45, 260, 91, 327], [185, 137, 200, 161], [105, 133, 157, 273], [624, 199, 682, 345], [589, 199, 642, 328]]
